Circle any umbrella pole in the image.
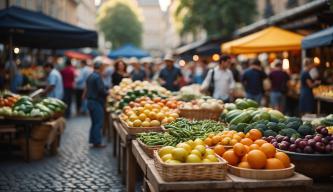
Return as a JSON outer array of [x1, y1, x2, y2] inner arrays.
[[8, 34, 14, 91]]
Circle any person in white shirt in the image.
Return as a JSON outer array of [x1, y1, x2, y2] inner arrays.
[[201, 55, 235, 102]]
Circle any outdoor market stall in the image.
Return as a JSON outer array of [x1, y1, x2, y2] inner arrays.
[[107, 79, 333, 192]]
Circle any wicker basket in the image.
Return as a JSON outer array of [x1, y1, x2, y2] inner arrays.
[[137, 139, 162, 158], [120, 118, 163, 135], [154, 151, 227, 181], [179, 108, 223, 121]]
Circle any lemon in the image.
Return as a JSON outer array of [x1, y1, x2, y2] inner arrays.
[[159, 146, 174, 157], [141, 121, 150, 127], [176, 143, 192, 152], [133, 119, 142, 127], [150, 120, 160, 127]]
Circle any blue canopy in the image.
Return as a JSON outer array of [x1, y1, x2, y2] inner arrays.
[[0, 6, 97, 48], [108, 44, 149, 59], [302, 26, 333, 49]]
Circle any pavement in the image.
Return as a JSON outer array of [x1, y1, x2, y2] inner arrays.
[[0, 116, 126, 192]]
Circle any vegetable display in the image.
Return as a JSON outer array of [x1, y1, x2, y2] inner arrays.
[[0, 91, 20, 107], [181, 98, 223, 111], [138, 118, 226, 146]]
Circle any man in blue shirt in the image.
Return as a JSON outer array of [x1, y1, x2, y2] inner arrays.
[[75, 60, 92, 114], [83, 58, 108, 148], [44, 63, 64, 100], [241, 59, 267, 104], [158, 55, 182, 91]]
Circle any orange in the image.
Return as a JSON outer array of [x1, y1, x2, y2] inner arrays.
[[233, 143, 247, 157], [265, 158, 285, 169], [260, 143, 276, 158], [240, 138, 253, 146], [237, 132, 245, 138], [247, 150, 267, 169], [254, 139, 268, 146], [221, 137, 231, 145], [275, 152, 291, 168], [238, 161, 251, 169], [222, 150, 239, 166], [249, 144, 260, 151], [232, 134, 242, 142], [214, 145, 226, 156], [212, 135, 222, 145], [241, 154, 248, 162], [230, 139, 238, 146], [244, 145, 250, 153], [247, 129, 262, 141], [204, 137, 213, 146]]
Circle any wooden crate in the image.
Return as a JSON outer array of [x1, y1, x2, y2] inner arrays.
[[120, 119, 163, 135], [137, 139, 162, 158], [179, 108, 223, 121]]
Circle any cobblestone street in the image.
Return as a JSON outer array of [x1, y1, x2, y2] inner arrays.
[[0, 116, 126, 192]]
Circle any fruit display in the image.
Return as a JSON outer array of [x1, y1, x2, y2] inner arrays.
[[263, 126, 333, 154], [217, 132, 291, 170], [313, 85, 333, 98], [175, 84, 204, 102], [0, 96, 66, 119], [117, 89, 168, 109], [320, 114, 333, 126], [224, 98, 259, 111], [180, 98, 224, 111], [0, 91, 20, 107], [157, 139, 220, 164], [204, 129, 263, 148], [120, 96, 180, 128], [230, 117, 314, 138], [138, 119, 226, 146], [109, 78, 171, 101]]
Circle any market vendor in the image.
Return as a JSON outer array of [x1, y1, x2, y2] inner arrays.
[[43, 63, 64, 100], [83, 57, 108, 148], [158, 55, 182, 91]]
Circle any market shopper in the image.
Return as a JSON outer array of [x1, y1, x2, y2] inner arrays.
[[299, 58, 320, 114], [75, 60, 92, 115], [112, 59, 129, 86], [241, 59, 267, 104], [43, 63, 64, 100], [130, 59, 146, 81], [61, 59, 76, 118], [268, 60, 290, 112], [158, 55, 182, 91], [201, 55, 235, 103], [83, 58, 108, 148]]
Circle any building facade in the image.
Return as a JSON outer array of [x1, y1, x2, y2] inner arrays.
[[256, 0, 309, 19]]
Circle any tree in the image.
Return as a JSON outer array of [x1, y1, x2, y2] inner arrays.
[[286, 0, 299, 9], [264, 0, 274, 18], [174, 0, 257, 37], [97, 0, 143, 49]]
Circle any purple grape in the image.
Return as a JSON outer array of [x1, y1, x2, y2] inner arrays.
[[322, 137, 329, 145], [304, 146, 314, 153], [289, 144, 297, 152], [276, 135, 284, 142], [272, 142, 279, 148], [307, 139, 316, 147], [279, 143, 289, 150], [290, 137, 296, 144], [281, 141, 290, 148], [321, 128, 329, 136], [268, 136, 275, 140], [316, 126, 325, 133], [315, 142, 325, 153], [314, 135, 322, 142], [298, 141, 307, 149], [295, 138, 302, 146], [271, 139, 277, 143], [296, 148, 303, 153], [305, 135, 314, 140], [325, 144, 332, 153], [329, 140, 333, 145], [283, 136, 290, 142]]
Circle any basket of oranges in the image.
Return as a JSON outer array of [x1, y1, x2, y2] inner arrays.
[[210, 129, 295, 180]]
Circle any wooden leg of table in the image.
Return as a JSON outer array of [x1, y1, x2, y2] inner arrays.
[[117, 137, 121, 174], [24, 126, 31, 163], [122, 142, 127, 185], [317, 100, 321, 115], [126, 141, 138, 192], [112, 123, 117, 157]]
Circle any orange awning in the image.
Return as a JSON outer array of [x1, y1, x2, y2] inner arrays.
[[221, 27, 304, 54], [64, 50, 92, 60]]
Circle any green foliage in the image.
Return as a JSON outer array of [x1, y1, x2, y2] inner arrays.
[[97, 0, 143, 49], [174, 0, 257, 37]]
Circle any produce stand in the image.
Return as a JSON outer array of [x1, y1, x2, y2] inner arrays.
[[131, 140, 312, 192], [315, 96, 333, 115]]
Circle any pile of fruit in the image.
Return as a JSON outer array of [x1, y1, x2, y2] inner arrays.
[[157, 138, 220, 164], [121, 96, 180, 127], [230, 117, 314, 138], [0, 96, 66, 119], [109, 79, 171, 101], [313, 85, 333, 98], [0, 91, 20, 107], [263, 125, 333, 154], [138, 118, 226, 146], [118, 89, 167, 109], [211, 129, 291, 170], [180, 98, 224, 111], [224, 98, 259, 111]]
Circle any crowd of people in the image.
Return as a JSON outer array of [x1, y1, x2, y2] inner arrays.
[[1, 54, 324, 147]]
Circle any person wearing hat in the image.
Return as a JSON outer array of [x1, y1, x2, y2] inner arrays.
[[158, 55, 182, 91], [130, 58, 147, 81], [268, 59, 290, 112], [83, 57, 108, 148]]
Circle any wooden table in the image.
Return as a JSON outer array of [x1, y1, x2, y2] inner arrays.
[[131, 140, 313, 192], [315, 96, 333, 115]]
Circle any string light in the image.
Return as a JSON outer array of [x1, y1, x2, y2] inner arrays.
[[192, 55, 199, 61], [282, 59, 289, 70], [212, 54, 220, 61], [14, 47, 20, 54]]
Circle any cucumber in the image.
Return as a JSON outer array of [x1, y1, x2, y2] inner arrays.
[[230, 112, 252, 125]]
